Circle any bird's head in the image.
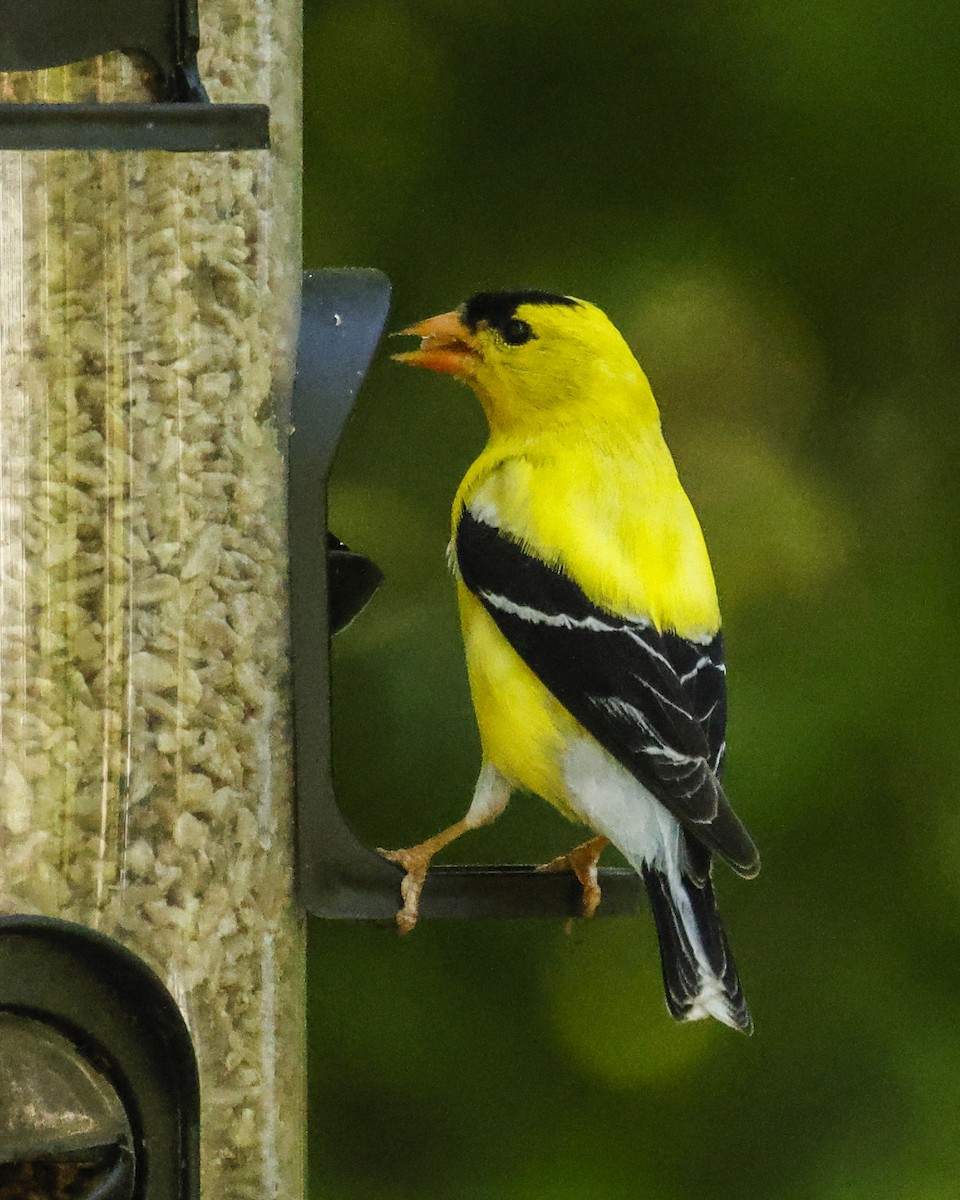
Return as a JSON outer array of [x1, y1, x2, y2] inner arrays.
[[393, 290, 659, 435]]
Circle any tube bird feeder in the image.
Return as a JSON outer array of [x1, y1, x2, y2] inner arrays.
[[0, 2, 322, 1196]]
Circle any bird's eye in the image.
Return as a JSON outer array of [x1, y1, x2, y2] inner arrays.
[[500, 317, 534, 346]]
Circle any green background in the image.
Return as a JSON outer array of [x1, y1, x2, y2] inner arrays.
[[304, 3, 960, 1197]]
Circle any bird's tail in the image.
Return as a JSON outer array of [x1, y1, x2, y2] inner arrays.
[[641, 864, 753, 1034]]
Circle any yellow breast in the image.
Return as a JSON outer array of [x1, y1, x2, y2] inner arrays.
[[453, 425, 721, 640]]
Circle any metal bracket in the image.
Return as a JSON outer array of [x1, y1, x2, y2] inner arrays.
[[0, 0, 269, 150], [290, 268, 644, 921], [290, 268, 395, 919]]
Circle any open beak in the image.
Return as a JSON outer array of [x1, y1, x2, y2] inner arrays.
[[391, 310, 480, 377]]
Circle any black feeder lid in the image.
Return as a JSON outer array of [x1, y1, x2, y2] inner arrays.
[[0, 0, 269, 151]]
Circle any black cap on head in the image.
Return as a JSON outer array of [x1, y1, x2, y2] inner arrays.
[[460, 290, 579, 336]]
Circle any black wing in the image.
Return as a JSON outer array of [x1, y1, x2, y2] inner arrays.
[[661, 629, 727, 778], [456, 509, 758, 877]]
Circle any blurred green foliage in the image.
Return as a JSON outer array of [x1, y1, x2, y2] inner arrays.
[[303, 2, 960, 1197]]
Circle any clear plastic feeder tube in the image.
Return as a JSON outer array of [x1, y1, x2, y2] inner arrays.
[[0, 2, 303, 1197]]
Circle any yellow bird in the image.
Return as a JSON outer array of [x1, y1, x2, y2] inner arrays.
[[383, 290, 759, 1032]]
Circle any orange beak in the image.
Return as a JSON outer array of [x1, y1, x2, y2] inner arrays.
[[392, 310, 480, 377]]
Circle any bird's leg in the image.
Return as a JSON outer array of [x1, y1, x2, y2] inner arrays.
[[537, 835, 610, 920], [379, 818, 471, 936], [379, 762, 511, 935]]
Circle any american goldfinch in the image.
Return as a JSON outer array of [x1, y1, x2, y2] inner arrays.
[[383, 290, 759, 1032]]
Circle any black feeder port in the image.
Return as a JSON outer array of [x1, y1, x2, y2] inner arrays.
[[0, 917, 199, 1200]]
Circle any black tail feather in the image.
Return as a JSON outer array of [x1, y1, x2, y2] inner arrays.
[[642, 864, 752, 1034]]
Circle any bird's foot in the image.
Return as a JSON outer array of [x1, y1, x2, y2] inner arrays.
[[537, 835, 610, 922], [379, 816, 474, 935], [378, 845, 432, 935]]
